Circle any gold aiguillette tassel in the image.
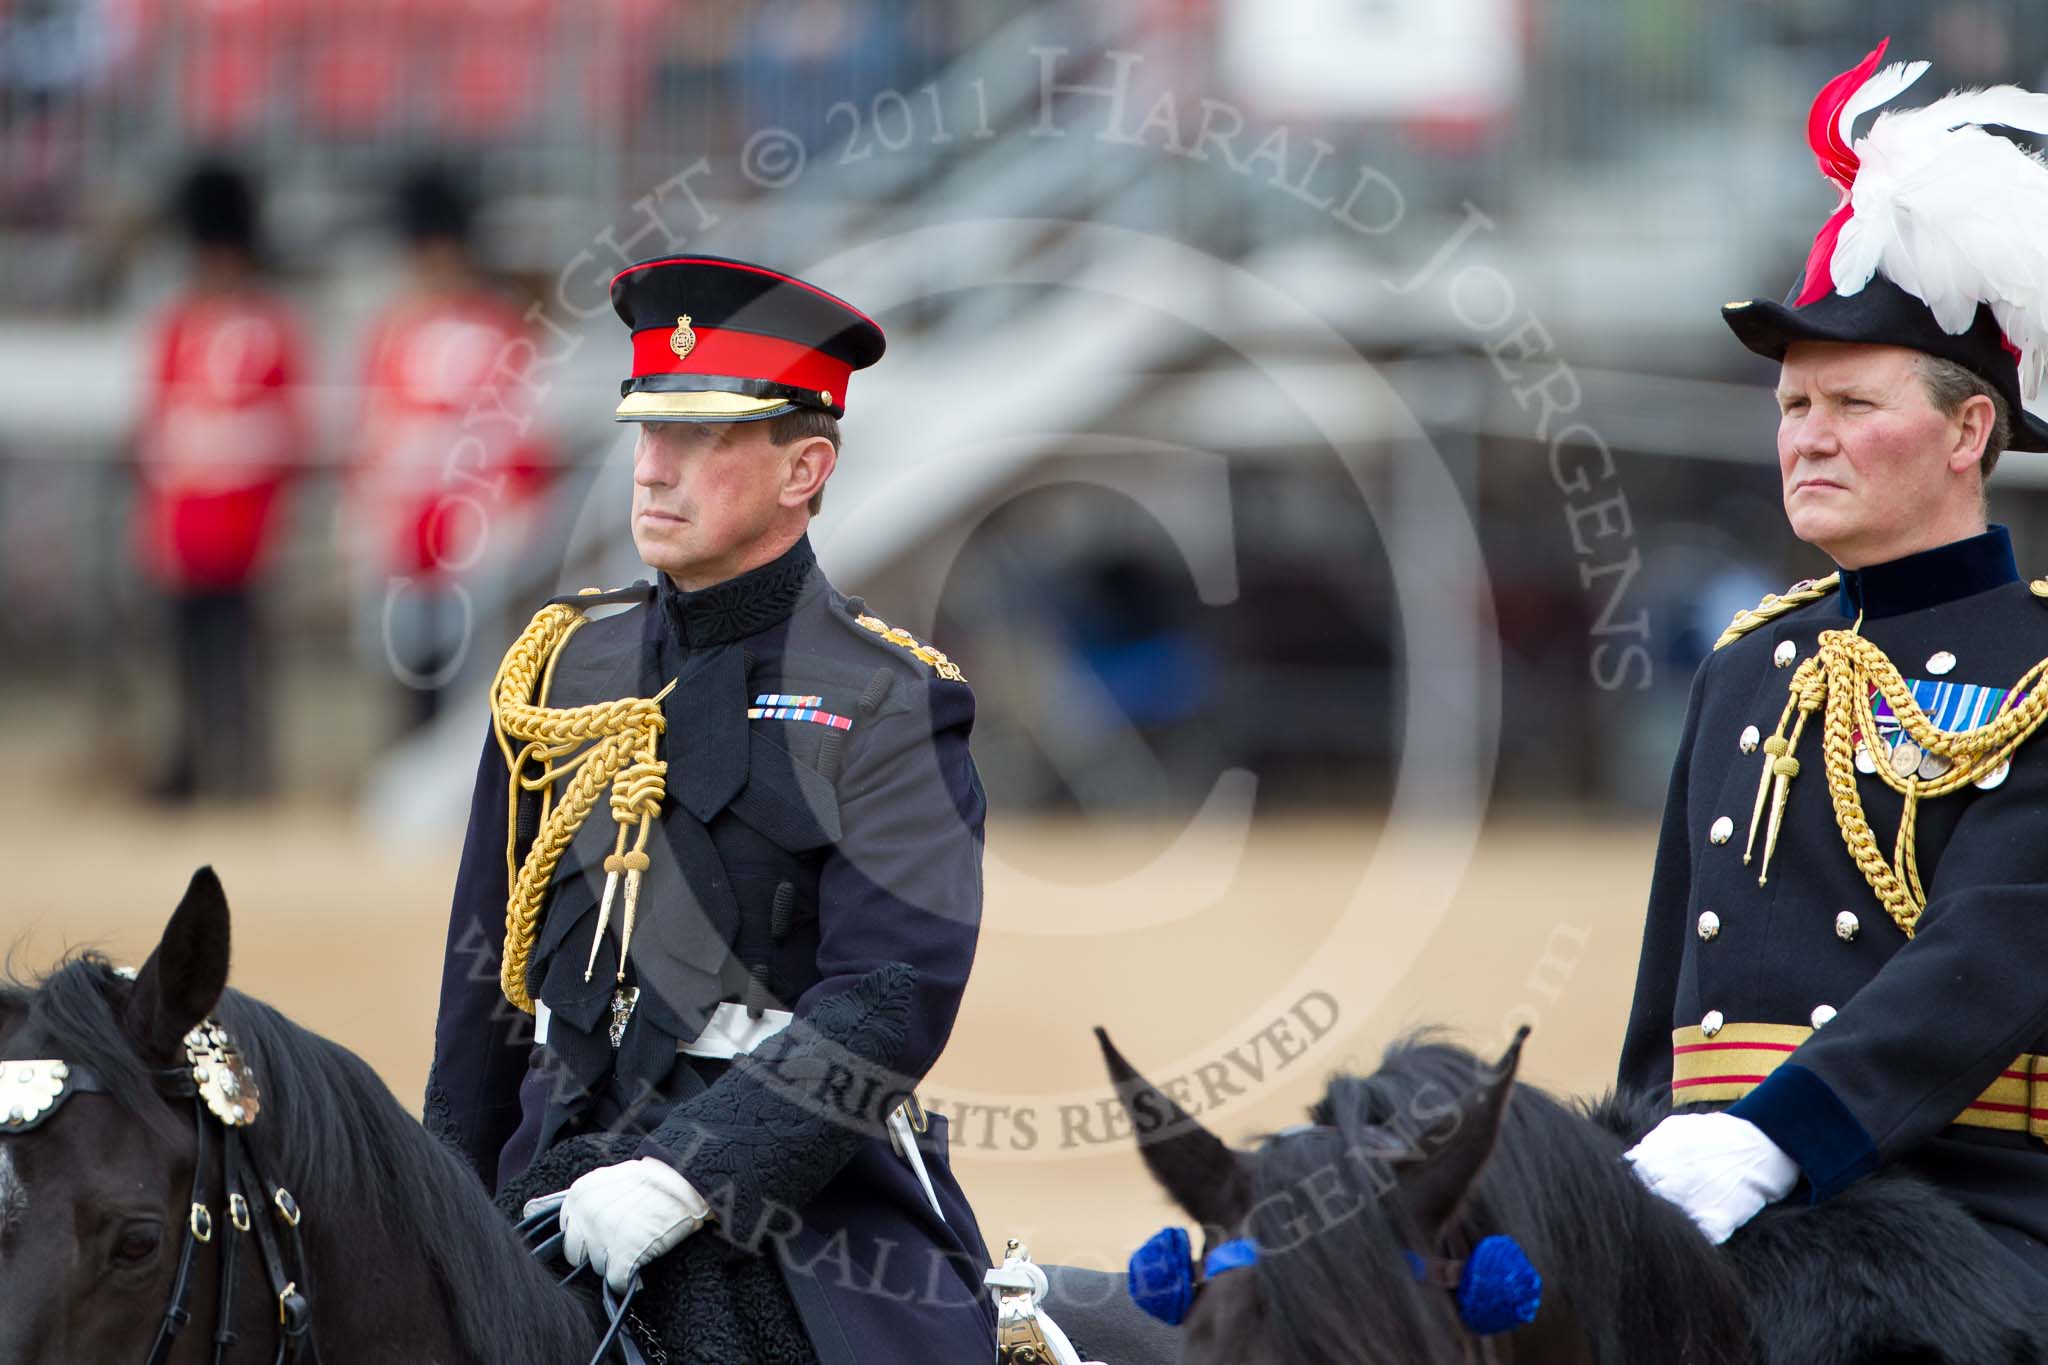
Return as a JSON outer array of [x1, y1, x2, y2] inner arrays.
[[1757, 753, 1799, 884], [1743, 736, 1786, 865], [1757, 659, 1823, 885]]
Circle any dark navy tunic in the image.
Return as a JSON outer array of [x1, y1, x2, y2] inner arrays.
[[1620, 526, 2048, 1276], [427, 534, 997, 1363]]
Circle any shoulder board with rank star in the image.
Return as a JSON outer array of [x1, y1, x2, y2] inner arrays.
[[1713, 573, 1841, 651], [853, 613, 966, 682]]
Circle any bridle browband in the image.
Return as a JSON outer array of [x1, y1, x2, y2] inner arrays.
[[0, 1019, 318, 1365]]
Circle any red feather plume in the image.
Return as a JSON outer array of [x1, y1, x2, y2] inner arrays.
[[1807, 39, 1889, 189], [1795, 40, 1890, 305]]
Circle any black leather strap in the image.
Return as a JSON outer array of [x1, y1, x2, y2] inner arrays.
[[620, 372, 837, 416], [232, 1129, 316, 1365], [145, 1104, 210, 1365], [211, 1128, 249, 1365], [516, 1206, 652, 1364]]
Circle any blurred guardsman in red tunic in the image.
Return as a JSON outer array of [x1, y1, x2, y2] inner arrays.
[[346, 165, 549, 732], [136, 160, 306, 800]]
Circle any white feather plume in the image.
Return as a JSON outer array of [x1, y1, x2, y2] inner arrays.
[[1835, 60, 1929, 154], [1832, 83, 2048, 398]]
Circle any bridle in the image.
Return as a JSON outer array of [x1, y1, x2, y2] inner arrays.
[[0, 1020, 317, 1365], [1127, 1222, 1541, 1364], [2, 1007, 652, 1365]]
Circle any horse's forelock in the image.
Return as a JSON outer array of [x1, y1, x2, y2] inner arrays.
[[4, 954, 183, 1142], [1236, 1115, 1462, 1364]]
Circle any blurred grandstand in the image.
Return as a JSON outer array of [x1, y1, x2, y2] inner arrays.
[[4, 0, 2048, 833]]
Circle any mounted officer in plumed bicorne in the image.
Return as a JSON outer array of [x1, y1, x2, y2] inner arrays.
[[1620, 40, 2048, 1283]]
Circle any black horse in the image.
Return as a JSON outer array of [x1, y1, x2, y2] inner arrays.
[[0, 869, 1174, 1365], [1100, 1027, 2048, 1365], [0, 869, 604, 1364]]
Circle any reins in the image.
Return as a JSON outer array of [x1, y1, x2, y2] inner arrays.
[[515, 1205, 652, 1365]]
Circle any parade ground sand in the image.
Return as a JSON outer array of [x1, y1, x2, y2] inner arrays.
[[0, 787, 1655, 1271]]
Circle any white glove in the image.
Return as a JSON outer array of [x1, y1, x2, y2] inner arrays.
[[1625, 1112, 1800, 1245], [523, 1157, 712, 1292]]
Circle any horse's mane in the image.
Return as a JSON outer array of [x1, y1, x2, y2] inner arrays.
[[1245, 1033, 1751, 1365], [3, 954, 595, 1365]]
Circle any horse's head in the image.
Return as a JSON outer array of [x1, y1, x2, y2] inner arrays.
[[0, 867, 235, 1365], [1099, 1026, 1534, 1365]]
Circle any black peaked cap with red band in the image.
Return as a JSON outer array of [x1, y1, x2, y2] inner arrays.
[[611, 254, 886, 423], [1721, 39, 2048, 451]]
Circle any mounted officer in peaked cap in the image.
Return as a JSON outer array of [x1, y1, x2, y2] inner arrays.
[[425, 254, 998, 1362], [1620, 40, 2048, 1283]]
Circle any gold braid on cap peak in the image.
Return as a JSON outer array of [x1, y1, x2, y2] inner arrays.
[[1715, 574, 1841, 650], [489, 591, 673, 1014], [1743, 620, 2048, 939], [854, 613, 966, 682]]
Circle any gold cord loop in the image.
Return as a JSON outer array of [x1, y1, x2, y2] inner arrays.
[[489, 599, 675, 1013], [1749, 627, 2048, 938]]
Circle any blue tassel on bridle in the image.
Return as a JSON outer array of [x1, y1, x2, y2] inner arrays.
[[1405, 1234, 1543, 1335], [1129, 1224, 1539, 1337], [1126, 1228, 1260, 1327]]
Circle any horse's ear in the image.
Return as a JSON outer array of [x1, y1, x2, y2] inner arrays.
[[1397, 1026, 1527, 1241], [1097, 1027, 1252, 1234], [123, 867, 232, 1060]]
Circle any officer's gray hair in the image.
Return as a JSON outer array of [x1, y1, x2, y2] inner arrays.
[[1915, 354, 2010, 480], [768, 407, 840, 515]]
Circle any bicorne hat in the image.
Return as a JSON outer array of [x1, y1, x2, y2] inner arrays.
[[609, 254, 885, 423], [1722, 39, 2048, 451]]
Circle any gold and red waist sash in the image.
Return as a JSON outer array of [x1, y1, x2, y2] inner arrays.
[[1671, 1021, 2048, 1139]]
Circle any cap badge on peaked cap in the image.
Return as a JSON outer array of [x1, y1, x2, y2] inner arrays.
[[611, 254, 885, 423]]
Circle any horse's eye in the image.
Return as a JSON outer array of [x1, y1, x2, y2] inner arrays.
[[112, 1222, 163, 1266]]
